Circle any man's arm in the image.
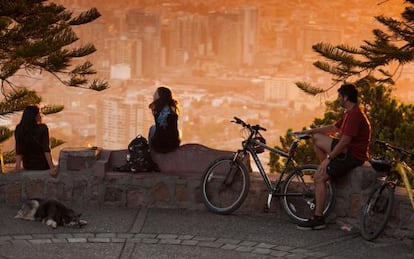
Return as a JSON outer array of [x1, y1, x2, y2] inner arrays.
[[44, 152, 58, 177], [302, 124, 337, 135], [44, 152, 54, 169], [15, 155, 23, 170]]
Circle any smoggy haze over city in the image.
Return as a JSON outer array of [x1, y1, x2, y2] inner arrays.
[[2, 0, 413, 161]]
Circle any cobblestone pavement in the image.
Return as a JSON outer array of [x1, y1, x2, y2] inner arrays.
[[0, 232, 331, 258], [0, 204, 413, 259]]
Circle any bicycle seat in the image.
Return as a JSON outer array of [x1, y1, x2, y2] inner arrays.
[[369, 158, 391, 172]]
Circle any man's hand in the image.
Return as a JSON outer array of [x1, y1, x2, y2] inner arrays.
[[316, 158, 330, 178]]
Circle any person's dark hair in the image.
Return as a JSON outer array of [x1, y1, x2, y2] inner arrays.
[[18, 105, 40, 134], [338, 83, 358, 103], [149, 86, 180, 114], [16, 105, 40, 153]]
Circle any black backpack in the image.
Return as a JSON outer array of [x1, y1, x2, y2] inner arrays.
[[114, 135, 160, 172]]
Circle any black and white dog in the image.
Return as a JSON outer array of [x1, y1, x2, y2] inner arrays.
[[14, 198, 87, 229]]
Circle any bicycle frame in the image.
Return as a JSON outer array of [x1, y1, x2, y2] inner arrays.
[[372, 140, 414, 209], [200, 116, 334, 220], [235, 135, 304, 198], [395, 161, 414, 209], [360, 140, 414, 241]]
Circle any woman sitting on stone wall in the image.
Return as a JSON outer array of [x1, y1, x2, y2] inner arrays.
[[13, 105, 57, 177], [148, 86, 181, 153]]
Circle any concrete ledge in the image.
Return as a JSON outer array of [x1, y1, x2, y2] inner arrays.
[[0, 145, 412, 243], [98, 144, 248, 207], [333, 163, 377, 218], [59, 147, 102, 171], [105, 143, 235, 177]]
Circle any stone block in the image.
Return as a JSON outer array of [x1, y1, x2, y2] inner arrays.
[[0, 184, 4, 203], [127, 189, 148, 208], [59, 147, 102, 171], [193, 185, 203, 205], [93, 150, 111, 179], [334, 197, 346, 217], [91, 182, 103, 202], [349, 194, 362, 218], [334, 164, 376, 192], [104, 187, 124, 203], [333, 165, 377, 219], [150, 144, 234, 177], [5, 183, 22, 205], [151, 182, 169, 205], [46, 182, 69, 201], [175, 184, 190, 202], [26, 179, 46, 199], [72, 179, 88, 201]]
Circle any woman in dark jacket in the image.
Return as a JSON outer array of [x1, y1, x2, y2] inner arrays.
[[14, 105, 57, 177], [148, 86, 181, 153]]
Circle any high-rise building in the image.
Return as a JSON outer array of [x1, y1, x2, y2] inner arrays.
[[162, 13, 208, 67], [240, 6, 258, 66], [95, 92, 152, 149], [126, 10, 162, 77]]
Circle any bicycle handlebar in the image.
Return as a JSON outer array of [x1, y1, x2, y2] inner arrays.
[[287, 132, 312, 140], [376, 140, 414, 160], [231, 117, 267, 132]]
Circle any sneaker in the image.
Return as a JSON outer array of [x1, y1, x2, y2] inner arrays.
[[296, 216, 326, 230]]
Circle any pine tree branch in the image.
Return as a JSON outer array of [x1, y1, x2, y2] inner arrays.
[[41, 105, 64, 115], [67, 44, 96, 58], [69, 8, 101, 26], [295, 81, 326, 95], [0, 88, 41, 116], [0, 126, 13, 142], [0, 0, 108, 91]]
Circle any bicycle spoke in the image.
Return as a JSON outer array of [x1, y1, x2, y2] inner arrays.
[[285, 174, 314, 218], [201, 158, 249, 214], [361, 184, 394, 240], [281, 165, 335, 223]]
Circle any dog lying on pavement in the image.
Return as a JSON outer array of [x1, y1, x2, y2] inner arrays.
[[14, 198, 87, 229]]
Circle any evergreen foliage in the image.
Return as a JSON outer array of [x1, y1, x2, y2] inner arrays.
[[0, 0, 107, 91], [270, 1, 414, 188], [0, 0, 107, 164]]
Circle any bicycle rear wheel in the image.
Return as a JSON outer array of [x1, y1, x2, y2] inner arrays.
[[360, 183, 394, 241], [201, 157, 250, 214], [281, 164, 335, 224]]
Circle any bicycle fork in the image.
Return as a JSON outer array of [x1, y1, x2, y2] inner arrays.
[[264, 193, 273, 212], [266, 170, 317, 213], [263, 187, 281, 212]]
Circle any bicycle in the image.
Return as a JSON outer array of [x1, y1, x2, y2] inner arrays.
[[360, 140, 414, 241], [200, 117, 335, 224]]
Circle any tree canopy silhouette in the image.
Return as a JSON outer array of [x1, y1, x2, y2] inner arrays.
[[0, 0, 108, 163], [270, 0, 414, 178], [296, 0, 414, 95]]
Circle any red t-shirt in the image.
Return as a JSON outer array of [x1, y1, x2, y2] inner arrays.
[[334, 105, 371, 161]]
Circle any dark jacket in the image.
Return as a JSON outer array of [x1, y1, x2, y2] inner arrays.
[[15, 123, 51, 170], [151, 106, 180, 153]]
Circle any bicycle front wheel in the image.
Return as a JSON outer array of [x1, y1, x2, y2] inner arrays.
[[201, 157, 250, 214], [281, 164, 335, 224], [360, 183, 394, 241]]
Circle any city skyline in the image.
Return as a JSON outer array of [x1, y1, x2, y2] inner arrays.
[[2, 0, 413, 162]]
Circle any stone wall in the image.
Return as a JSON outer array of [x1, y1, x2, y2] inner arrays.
[[0, 144, 412, 242]]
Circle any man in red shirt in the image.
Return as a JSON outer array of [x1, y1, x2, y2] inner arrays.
[[296, 83, 371, 230]]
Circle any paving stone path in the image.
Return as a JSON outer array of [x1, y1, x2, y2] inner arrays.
[[0, 231, 333, 258]]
